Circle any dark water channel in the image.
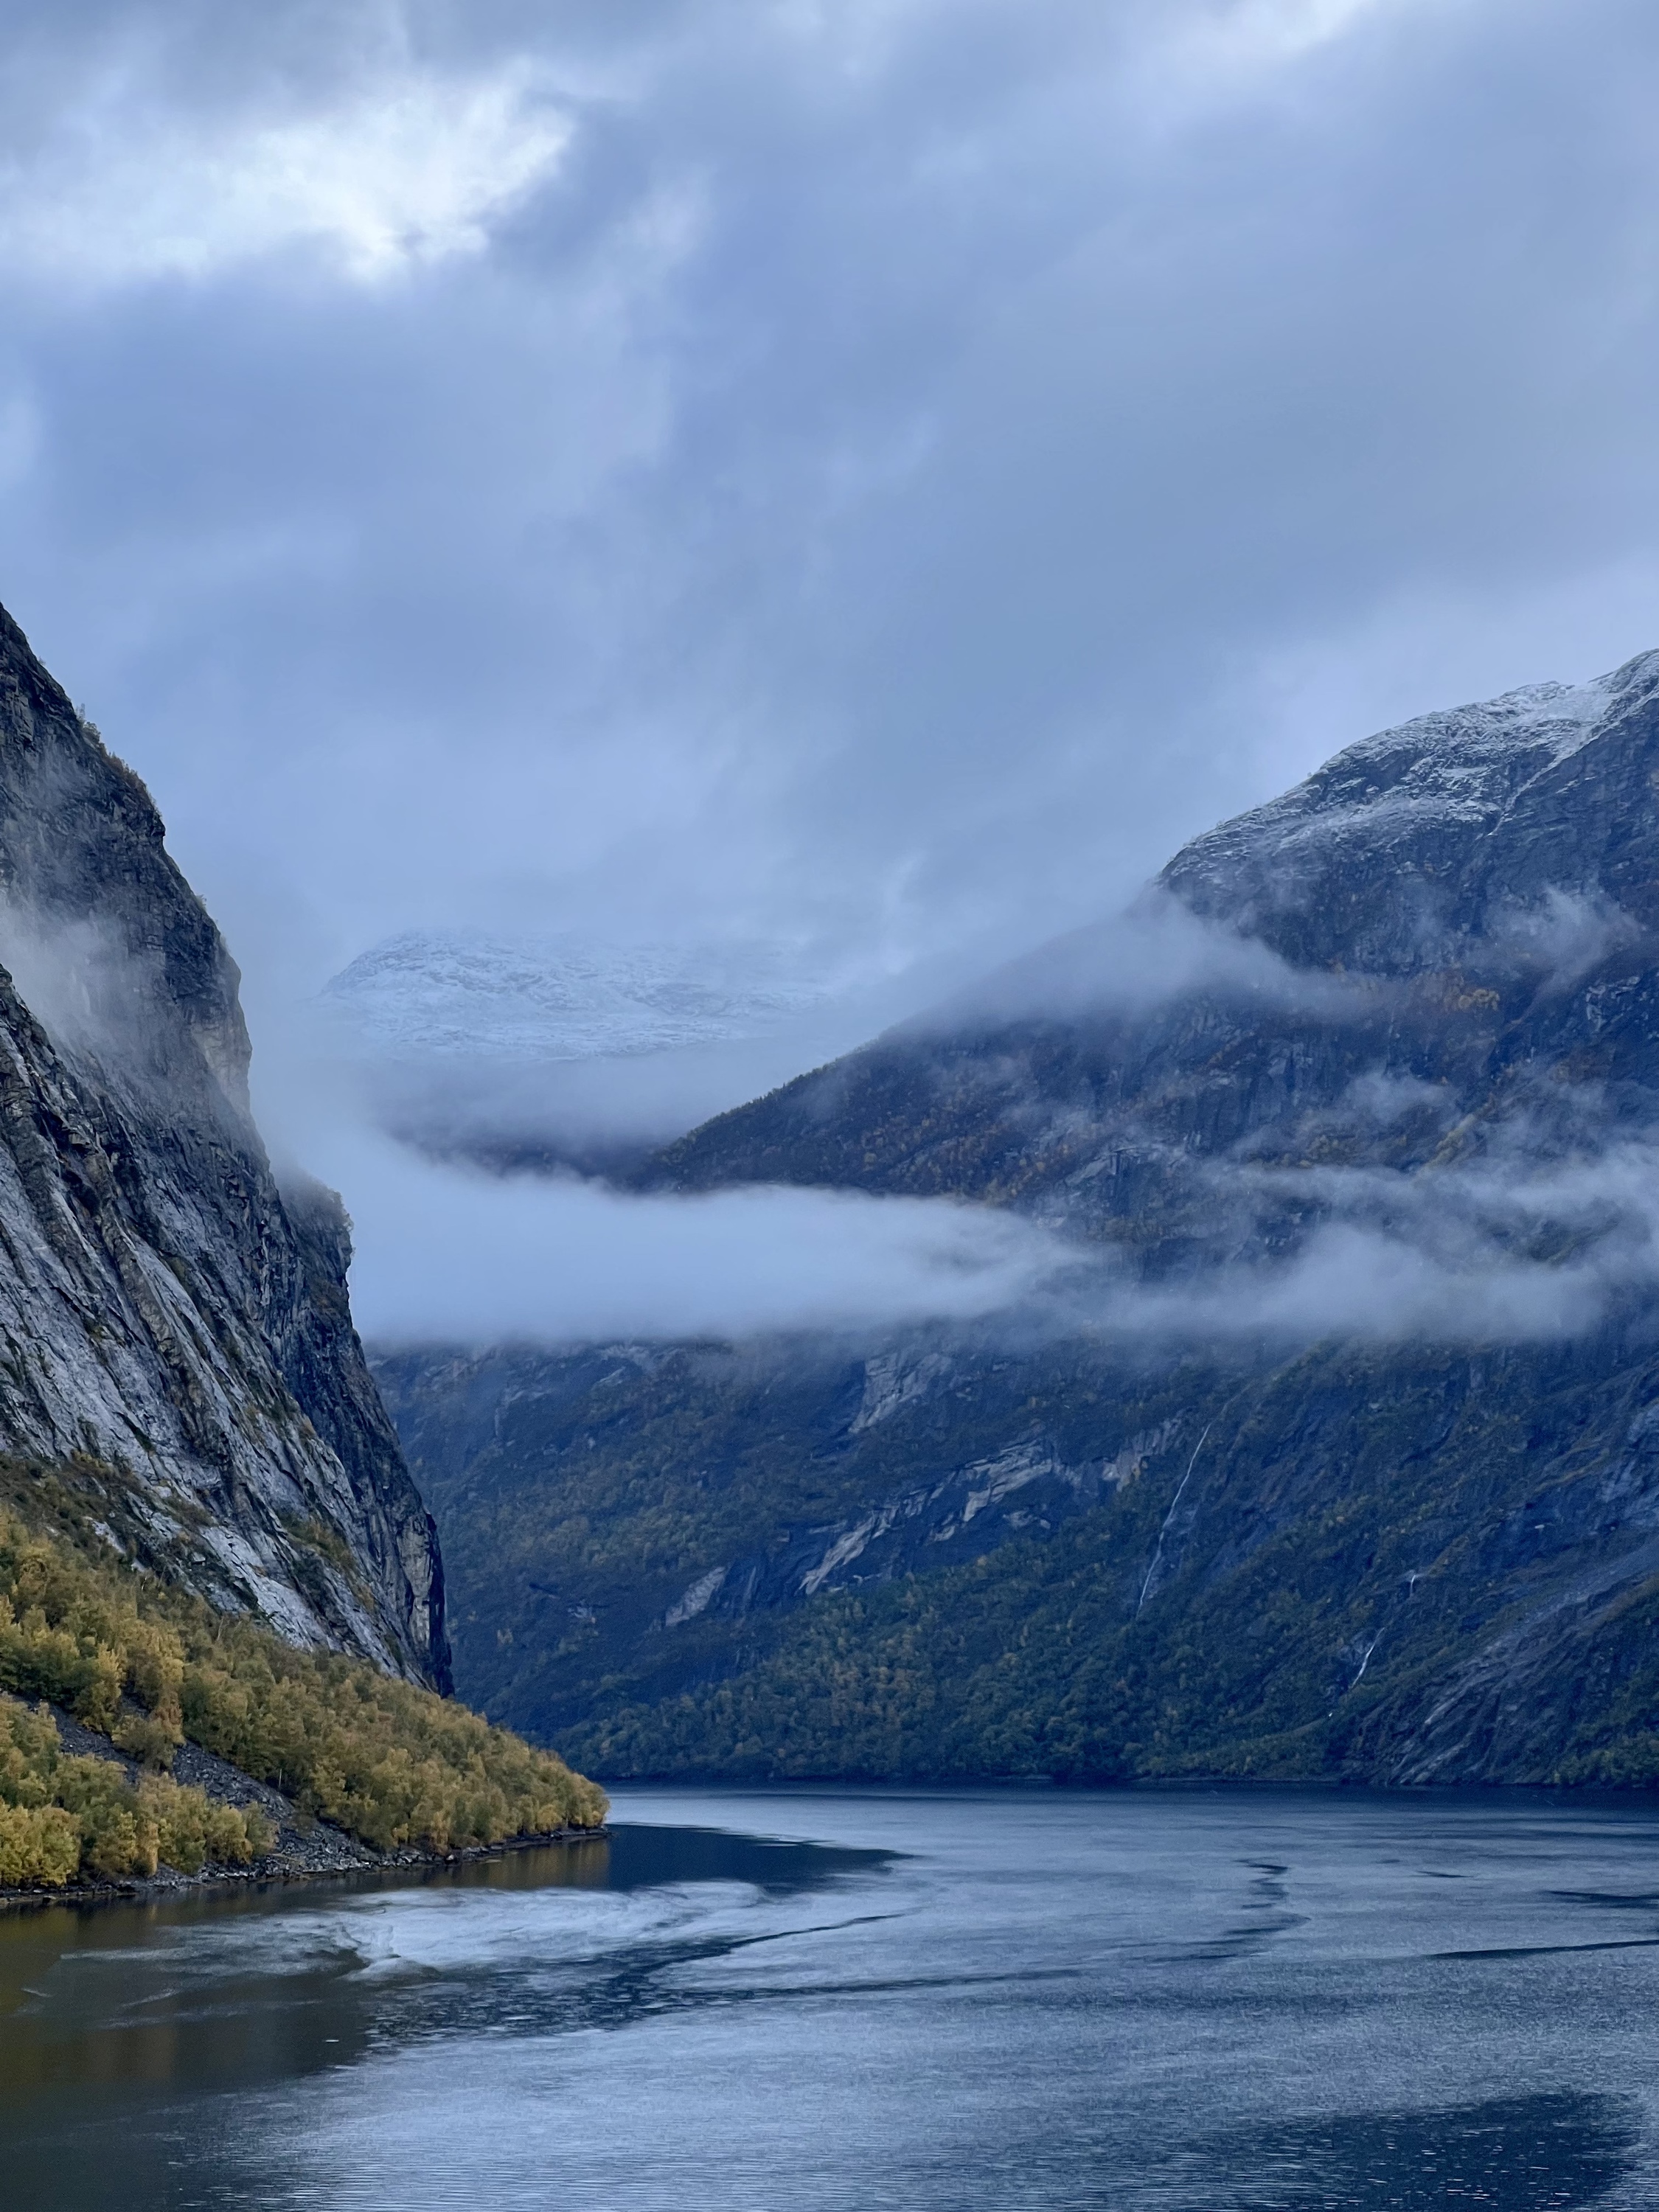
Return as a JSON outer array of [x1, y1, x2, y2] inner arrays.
[[4, 1786, 1659, 2208]]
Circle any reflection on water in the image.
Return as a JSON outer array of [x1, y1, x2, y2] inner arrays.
[[2, 1787, 1659, 2209]]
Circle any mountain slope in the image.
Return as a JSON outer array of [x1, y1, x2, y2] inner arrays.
[[0, 601, 445, 1685], [378, 650, 1659, 1775]]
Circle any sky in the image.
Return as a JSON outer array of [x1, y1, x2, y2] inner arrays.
[[1, 0, 1656, 1342]]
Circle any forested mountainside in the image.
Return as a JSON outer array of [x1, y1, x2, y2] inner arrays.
[[0, 602, 445, 1686], [378, 650, 1659, 1783]]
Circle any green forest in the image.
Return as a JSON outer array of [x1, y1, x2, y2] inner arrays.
[[384, 1328, 1659, 1792]]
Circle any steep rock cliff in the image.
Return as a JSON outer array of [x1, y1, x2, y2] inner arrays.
[[0, 601, 446, 1686]]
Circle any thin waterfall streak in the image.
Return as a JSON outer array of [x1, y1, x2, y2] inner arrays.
[[1135, 1423, 1211, 1618]]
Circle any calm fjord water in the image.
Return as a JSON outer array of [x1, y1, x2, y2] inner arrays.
[[4, 1787, 1659, 2210]]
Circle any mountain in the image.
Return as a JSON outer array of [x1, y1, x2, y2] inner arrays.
[[318, 927, 880, 1175], [0, 601, 445, 1687], [322, 929, 841, 1064], [643, 661, 1650, 1224], [375, 650, 1659, 1782]]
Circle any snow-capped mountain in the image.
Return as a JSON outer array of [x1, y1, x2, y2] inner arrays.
[[316, 929, 888, 1168], [321, 931, 844, 1065]]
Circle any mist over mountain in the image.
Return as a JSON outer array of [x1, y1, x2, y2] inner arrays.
[[376, 649, 1659, 1783], [317, 927, 907, 1174]]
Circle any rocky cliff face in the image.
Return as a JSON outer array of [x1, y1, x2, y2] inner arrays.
[[378, 652, 1659, 1777], [0, 601, 447, 1686]]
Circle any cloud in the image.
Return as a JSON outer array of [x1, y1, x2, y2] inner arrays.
[[0, 901, 156, 1059], [315, 1029, 1659, 1353], [0, 0, 1650, 1020], [329, 1133, 1065, 1346], [0, 61, 571, 286], [912, 886, 1380, 1034], [1111, 1141, 1659, 1349], [256, 945, 1070, 1347], [1116, 1219, 1601, 1347], [334, 1133, 1659, 1355]]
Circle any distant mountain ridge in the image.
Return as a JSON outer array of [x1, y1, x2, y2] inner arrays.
[[378, 648, 1659, 1784], [0, 601, 446, 1686]]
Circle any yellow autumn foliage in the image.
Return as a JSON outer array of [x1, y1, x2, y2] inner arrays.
[[0, 1695, 268, 1883], [0, 1508, 605, 1886]]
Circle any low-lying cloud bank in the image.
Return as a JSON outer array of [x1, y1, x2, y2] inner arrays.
[[0, 867, 1621, 1361], [255, 911, 1659, 1359], [330, 1114, 1659, 1355], [1104, 1138, 1659, 1352], [332, 1133, 1065, 1346]]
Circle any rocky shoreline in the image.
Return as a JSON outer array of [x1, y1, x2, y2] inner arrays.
[[0, 1703, 607, 1914]]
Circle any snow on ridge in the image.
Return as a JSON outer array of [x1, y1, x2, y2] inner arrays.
[[1326, 672, 1613, 786], [321, 929, 843, 1062], [1164, 653, 1659, 897], [1329, 648, 1659, 785]]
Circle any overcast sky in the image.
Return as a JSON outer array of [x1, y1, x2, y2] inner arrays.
[[1, 0, 1655, 1339], [3, 0, 1655, 997]]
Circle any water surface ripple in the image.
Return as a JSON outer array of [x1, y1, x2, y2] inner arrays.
[[3, 1786, 1659, 2209]]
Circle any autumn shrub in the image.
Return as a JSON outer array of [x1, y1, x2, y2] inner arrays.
[[143, 1775, 269, 1876], [52, 1753, 158, 1878], [0, 1599, 122, 1730], [112, 1708, 180, 1769], [0, 1694, 269, 1885], [0, 1801, 79, 1886]]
